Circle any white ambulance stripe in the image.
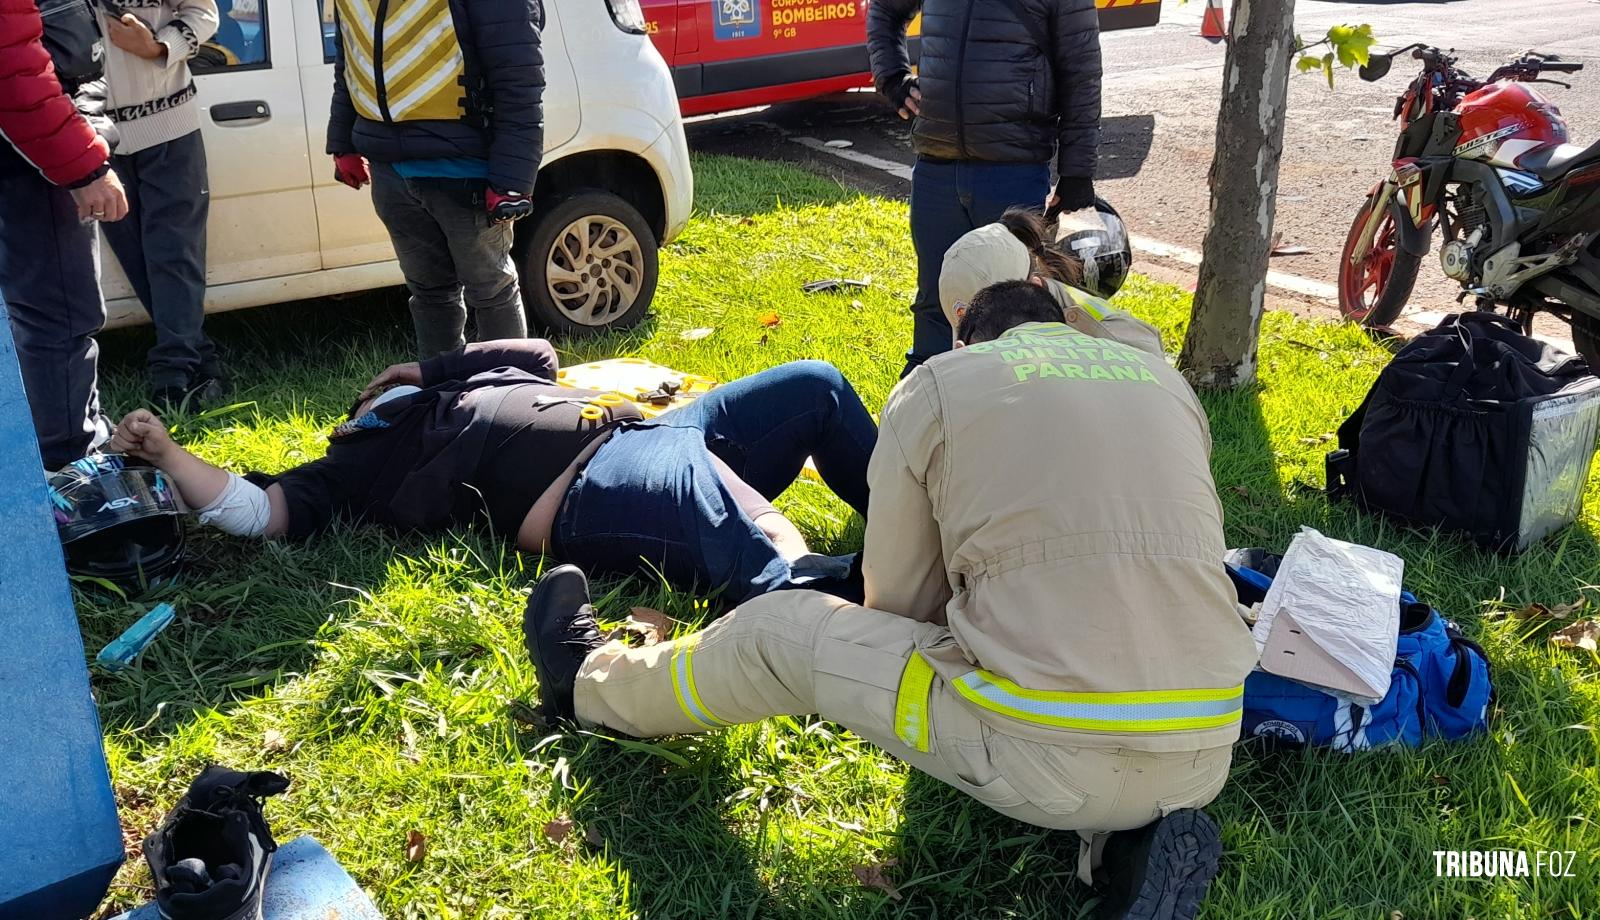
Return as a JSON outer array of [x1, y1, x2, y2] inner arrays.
[[382, 18, 455, 87], [386, 54, 462, 120]]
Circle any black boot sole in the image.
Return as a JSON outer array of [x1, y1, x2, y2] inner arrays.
[[521, 564, 590, 722], [1104, 809, 1222, 920]]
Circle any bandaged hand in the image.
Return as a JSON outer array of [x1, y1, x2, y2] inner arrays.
[[110, 410, 177, 464]]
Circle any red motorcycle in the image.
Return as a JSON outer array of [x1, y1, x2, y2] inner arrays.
[[1339, 45, 1600, 365]]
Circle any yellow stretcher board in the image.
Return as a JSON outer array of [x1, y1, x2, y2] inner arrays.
[[555, 358, 719, 418]]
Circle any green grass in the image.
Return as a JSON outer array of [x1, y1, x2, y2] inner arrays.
[[82, 153, 1598, 919]]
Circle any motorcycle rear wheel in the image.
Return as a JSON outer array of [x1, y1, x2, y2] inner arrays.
[[1338, 194, 1422, 329]]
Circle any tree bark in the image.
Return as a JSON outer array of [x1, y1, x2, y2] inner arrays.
[[1178, 0, 1296, 389]]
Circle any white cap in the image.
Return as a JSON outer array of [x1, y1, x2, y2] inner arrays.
[[938, 224, 1033, 334]]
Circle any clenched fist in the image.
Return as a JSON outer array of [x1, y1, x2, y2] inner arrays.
[[110, 409, 177, 464]]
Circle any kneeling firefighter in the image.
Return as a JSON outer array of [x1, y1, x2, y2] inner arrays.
[[524, 277, 1260, 920]]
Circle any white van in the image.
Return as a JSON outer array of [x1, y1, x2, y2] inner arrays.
[[102, 0, 692, 335]]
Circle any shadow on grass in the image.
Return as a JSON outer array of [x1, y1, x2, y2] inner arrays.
[[558, 735, 787, 919]]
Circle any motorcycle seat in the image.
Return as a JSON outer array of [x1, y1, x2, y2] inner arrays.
[[1519, 138, 1600, 181]]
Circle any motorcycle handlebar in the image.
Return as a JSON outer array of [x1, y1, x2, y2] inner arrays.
[[1542, 61, 1584, 73]]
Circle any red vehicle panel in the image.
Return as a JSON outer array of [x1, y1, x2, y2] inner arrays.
[[1453, 81, 1568, 168], [644, 0, 1162, 117]]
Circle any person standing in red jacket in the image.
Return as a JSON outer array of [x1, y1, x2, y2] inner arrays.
[[0, 0, 129, 468]]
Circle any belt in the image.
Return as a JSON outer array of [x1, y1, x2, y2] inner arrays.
[[893, 652, 1244, 753]]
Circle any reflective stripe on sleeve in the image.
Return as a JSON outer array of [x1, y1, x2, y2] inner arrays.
[[952, 671, 1243, 734], [893, 652, 937, 753], [671, 636, 730, 730]]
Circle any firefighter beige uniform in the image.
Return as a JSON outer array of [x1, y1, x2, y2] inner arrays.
[[573, 317, 1259, 879]]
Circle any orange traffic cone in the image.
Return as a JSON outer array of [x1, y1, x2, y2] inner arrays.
[[1200, 0, 1226, 40]]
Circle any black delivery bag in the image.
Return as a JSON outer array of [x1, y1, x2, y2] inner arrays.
[[1327, 312, 1600, 552]]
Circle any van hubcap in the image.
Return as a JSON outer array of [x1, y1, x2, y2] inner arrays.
[[545, 215, 643, 326]]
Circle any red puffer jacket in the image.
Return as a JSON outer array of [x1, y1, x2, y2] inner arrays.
[[0, 0, 110, 187]]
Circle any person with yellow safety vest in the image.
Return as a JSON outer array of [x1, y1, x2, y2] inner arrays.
[[325, 0, 544, 359], [523, 276, 1260, 920]]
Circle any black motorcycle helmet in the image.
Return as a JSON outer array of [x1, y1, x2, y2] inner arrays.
[[48, 454, 186, 589], [1052, 196, 1133, 299]]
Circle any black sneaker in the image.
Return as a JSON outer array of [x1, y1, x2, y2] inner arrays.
[[1095, 808, 1223, 920], [144, 765, 290, 920], [522, 564, 605, 721]]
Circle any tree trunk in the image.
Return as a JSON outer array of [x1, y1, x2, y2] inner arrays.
[[1178, 0, 1296, 389]]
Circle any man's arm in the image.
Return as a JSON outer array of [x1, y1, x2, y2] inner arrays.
[[0, 0, 112, 188], [470, 0, 544, 194], [420, 339, 558, 386], [1049, 0, 1103, 181], [325, 11, 357, 156], [862, 374, 952, 623], [109, 410, 291, 537], [866, 0, 921, 96]]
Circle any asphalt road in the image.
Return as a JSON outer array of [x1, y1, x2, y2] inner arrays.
[[686, 0, 1600, 339]]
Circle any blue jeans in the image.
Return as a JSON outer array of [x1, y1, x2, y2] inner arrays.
[[554, 361, 877, 604], [906, 158, 1051, 375], [101, 129, 216, 390]]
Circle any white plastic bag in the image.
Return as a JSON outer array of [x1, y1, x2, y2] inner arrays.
[[1252, 527, 1403, 705]]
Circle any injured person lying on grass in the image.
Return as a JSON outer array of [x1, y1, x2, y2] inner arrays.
[[523, 280, 1261, 920], [107, 339, 878, 604]]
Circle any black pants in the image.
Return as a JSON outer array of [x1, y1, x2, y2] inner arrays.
[[0, 169, 108, 468], [101, 129, 217, 390]]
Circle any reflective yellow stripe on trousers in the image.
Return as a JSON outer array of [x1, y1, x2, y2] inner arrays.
[[894, 653, 1243, 750], [671, 636, 731, 730]]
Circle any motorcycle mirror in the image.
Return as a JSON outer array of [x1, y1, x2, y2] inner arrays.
[[1358, 54, 1393, 82]]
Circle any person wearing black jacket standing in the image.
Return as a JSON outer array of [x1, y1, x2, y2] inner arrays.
[[326, 0, 543, 360], [868, 0, 1102, 375]]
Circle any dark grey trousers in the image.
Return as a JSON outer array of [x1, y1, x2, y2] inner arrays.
[[369, 163, 526, 359], [0, 169, 109, 468], [101, 129, 216, 390]]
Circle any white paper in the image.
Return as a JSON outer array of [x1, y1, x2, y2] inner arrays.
[[1252, 527, 1404, 705]]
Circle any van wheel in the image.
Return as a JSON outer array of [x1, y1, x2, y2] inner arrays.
[[516, 190, 659, 336]]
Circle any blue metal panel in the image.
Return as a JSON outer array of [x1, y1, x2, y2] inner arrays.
[[0, 297, 124, 919], [115, 837, 383, 920]]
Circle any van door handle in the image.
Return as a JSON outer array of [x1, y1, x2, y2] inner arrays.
[[212, 100, 270, 123]]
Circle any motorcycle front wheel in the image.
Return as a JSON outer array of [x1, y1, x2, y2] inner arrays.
[[1338, 194, 1422, 328]]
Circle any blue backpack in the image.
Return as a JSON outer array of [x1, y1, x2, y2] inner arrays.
[[1227, 549, 1494, 752]]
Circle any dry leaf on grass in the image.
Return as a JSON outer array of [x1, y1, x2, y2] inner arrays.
[[404, 830, 426, 863], [852, 859, 903, 901], [606, 606, 674, 647], [738, 217, 756, 226], [1550, 619, 1599, 652], [262, 729, 290, 754], [543, 817, 574, 843], [1551, 598, 1590, 619], [1514, 598, 1588, 621], [758, 312, 782, 328], [681, 327, 715, 341]]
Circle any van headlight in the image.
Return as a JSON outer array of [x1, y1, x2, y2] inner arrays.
[[605, 0, 648, 33]]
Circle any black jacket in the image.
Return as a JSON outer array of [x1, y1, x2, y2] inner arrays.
[[326, 0, 545, 193], [868, 0, 1102, 177]]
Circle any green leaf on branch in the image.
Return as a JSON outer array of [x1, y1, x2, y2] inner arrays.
[[1323, 52, 1335, 89], [1297, 56, 1321, 74], [1330, 23, 1376, 69]]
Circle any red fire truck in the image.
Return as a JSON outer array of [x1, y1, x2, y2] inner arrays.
[[643, 0, 1163, 116]]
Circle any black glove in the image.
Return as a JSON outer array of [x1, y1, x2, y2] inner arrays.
[[1048, 176, 1095, 218], [885, 74, 920, 116]]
